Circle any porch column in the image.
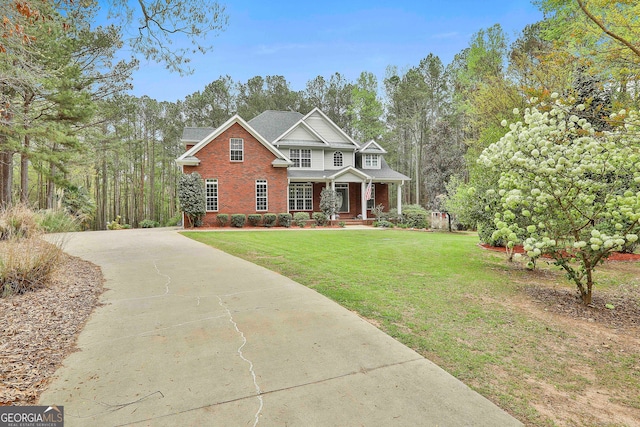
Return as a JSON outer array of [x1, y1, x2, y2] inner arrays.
[[361, 181, 367, 220], [330, 180, 336, 221], [397, 181, 403, 215]]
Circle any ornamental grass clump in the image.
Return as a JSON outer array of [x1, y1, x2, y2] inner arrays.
[[479, 98, 640, 304], [0, 205, 63, 297]]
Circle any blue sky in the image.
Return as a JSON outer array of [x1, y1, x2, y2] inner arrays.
[[124, 0, 543, 102]]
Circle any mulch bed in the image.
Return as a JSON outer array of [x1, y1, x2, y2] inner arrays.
[[480, 243, 640, 262], [0, 253, 104, 405], [524, 285, 640, 330]]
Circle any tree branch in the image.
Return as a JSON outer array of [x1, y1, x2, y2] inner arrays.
[[576, 0, 640, 60]]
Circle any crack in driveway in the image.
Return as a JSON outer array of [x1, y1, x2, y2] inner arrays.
[[217, 296, 264, 427]]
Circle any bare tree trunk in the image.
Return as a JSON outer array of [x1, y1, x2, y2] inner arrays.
[[0, 150, 13, 208], [46, 163, 55, 209], [20, 135, 29, 203]]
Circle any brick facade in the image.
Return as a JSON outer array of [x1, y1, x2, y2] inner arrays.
[[183, 123, 289, 226]]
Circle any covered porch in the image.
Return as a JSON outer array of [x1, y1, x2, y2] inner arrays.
[[288, 167, 406, 220]]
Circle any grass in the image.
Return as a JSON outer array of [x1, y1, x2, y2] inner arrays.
[[183, 229, 640, 426]]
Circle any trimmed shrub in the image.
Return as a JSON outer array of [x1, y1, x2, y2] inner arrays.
[[263, 213, 277, 227], [140, 219, 159, 228], [277, 213, 292, 228], [248, 214, 262, 227], [402, 204, 429, 229], [230, 214, 246, 228], [386, 208, 401, 222], [374, 220, 394, 228], [216, 214, 229, 227], [338, 221, 346, 228], [293, 212, 310, 227], [312, 212, 328, 226]]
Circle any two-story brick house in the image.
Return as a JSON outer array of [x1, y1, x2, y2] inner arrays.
[[176, 108, 410, 226]]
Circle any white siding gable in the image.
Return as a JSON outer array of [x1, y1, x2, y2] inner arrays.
[[324, 150, 354, 170], [281, 124, 321, 142], [334, 172, 364, 183], [305, 111, 349, 143]]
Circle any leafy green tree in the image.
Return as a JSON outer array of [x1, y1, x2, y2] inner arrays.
[[183, 75, 235, 127], [479, 98, 640, 305], [236, 75, 302, 120], [385, 55, 465, 208], [349, 71, 384, 142], [303, 73, 354, 132]]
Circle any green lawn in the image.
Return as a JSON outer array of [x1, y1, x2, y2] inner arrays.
[[183, 229, 640, 426]]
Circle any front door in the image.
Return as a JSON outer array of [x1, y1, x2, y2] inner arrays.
[[335, 183, 349, 213]]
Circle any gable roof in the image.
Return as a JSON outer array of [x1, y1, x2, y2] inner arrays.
[[248, 110, 304, 143], [303, 108, 360, 148], [274, 119, 331, 147], [269, 107, 360, 150], [359, 139, 387, 154], [181, 127, 215, 142], [176, 114, 291, 167]]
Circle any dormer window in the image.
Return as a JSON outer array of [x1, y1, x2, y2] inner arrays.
[[333, 151, 343, 167], [364, 154, 379, 168]]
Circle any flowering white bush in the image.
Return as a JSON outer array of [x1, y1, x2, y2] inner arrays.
[[479, 101, 640, 304]]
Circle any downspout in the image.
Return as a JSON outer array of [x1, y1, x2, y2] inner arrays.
[[287, 178, 290, 214]]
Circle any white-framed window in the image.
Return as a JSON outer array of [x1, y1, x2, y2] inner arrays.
[[289, 183, 313, 210], [230, 138, 244, 161], [364, 154, 379, 168], [335, 183, 349, 212], [205, 179, 218, 212], [367, 183, 376, 210], [290, 149, 311, 168], [256, 180, 268, 211], [333, 151, 343, 167]]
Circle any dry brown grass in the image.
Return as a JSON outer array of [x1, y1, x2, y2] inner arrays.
[[0, 205, 63, 297]]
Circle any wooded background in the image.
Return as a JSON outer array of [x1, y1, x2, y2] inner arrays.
[[2, 0, 638, 229]]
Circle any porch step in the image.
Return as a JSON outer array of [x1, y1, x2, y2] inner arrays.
[[331, 218, 375, 226]]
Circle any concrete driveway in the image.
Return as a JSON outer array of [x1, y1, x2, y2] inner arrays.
[[39, 228, 521, 426]]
